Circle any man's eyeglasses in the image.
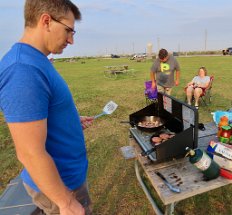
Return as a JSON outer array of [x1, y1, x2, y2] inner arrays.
[[51, 16, 76, 35]]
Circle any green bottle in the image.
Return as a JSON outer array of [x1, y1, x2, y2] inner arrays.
[[186, 147, 220, 180]]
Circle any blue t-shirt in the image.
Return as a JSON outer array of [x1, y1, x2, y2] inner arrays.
[[0, 43, 88, 192]]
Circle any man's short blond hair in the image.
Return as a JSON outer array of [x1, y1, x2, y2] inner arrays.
[[24, 0, 81, 27]]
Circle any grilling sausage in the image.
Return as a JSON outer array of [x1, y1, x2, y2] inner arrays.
[[151, 132, 175, 145], [159, 133, 170, 140], [169, 134, 175, 138], [151, 136, 162, 143]]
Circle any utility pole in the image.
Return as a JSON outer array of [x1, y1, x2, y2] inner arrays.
[[132, 42, 135, 54], [157, 37, 160, 52], [204, 29, 207, 51], [115, 46, 118, 54]]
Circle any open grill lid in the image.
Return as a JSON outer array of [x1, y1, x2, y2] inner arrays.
[[129, 92, 199, 162]]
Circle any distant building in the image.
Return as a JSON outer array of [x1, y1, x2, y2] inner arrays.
[[147, 43, 153, 58]]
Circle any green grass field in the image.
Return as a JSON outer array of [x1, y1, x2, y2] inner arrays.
[[0, 56, 232, 214]]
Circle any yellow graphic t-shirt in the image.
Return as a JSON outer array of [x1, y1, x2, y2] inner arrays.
[[150, 55, 180, 87]]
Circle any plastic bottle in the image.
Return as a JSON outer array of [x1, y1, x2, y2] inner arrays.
[[229, 124, 232, 144], [217, 116, 229, 137], [186, 147, 220, 180], [220, 125, 231, 144]]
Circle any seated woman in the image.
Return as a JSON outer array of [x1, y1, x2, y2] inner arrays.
[[185, 66, 210, 109]]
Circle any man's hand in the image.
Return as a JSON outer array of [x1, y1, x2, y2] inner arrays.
[[80, 116, 94, 130], [151, 81, 156, 89], [59, 196, 85, 215], [175, 79, 179, 86]]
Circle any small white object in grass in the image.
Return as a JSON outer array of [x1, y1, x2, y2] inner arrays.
[[120, 146, 136, 159]]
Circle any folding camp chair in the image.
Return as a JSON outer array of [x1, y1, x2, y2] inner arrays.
[[144, 81, 158, 105], [184, 76, 214, 106], [200, 76, 214, 105]]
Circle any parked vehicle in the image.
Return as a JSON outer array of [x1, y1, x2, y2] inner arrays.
[[172, 52, 179, 57], [111, 54, 120, 58], [222, 48, 232, 55], [131, 53, 147, 60]]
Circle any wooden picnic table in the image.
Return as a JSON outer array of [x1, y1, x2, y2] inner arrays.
[[103, 65, 134, 78], [130, 122, 232, 215]]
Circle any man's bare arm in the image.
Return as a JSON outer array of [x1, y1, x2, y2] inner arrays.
[[7, 119, 84, 214], [150, 71, 156, 89], [175, 70, 180, 86]]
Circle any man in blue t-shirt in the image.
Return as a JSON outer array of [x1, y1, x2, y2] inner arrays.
[[0, 1, 94, 214]]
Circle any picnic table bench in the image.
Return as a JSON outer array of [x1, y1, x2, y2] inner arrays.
[[104, 65, 135, 79], [130, 122, 232, 215]]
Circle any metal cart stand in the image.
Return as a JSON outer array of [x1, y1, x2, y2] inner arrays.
[[130, 122, 232, 215]]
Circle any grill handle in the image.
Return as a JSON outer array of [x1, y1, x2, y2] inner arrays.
[[140, 147, 155, 157]]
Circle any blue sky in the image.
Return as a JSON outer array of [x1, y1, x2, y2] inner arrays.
[[1, 0, 232, 58]]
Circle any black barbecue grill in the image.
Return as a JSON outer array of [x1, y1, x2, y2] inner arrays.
[[129, 92, 198, 163]]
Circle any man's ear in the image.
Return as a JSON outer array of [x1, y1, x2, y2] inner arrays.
[[40, 13, 51, 32]]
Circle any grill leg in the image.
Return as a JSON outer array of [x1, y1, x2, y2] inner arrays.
[[135, 160, 177, 215], [164, 204, 175, 215], [135, 160, 163, 215]]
